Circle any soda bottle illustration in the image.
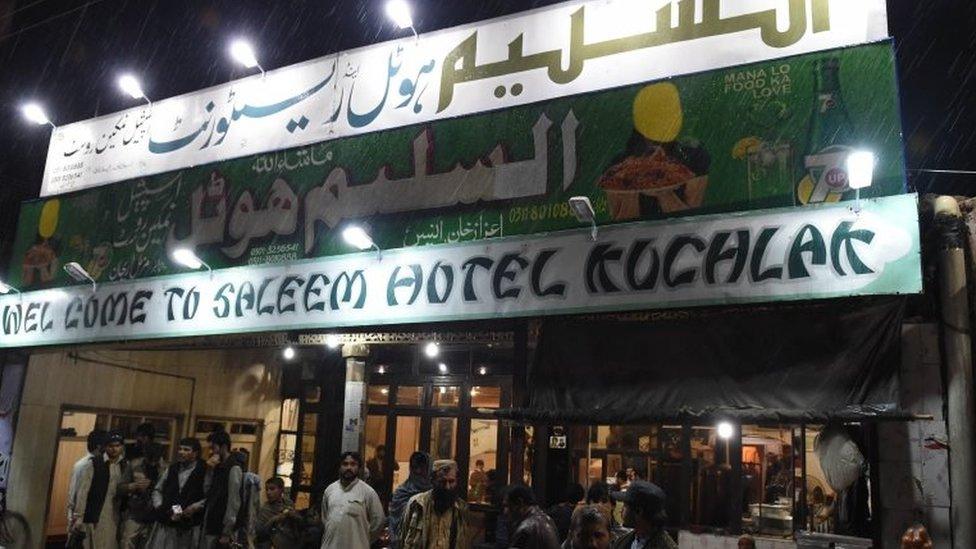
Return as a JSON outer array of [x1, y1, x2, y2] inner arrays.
[[798, 58, 856, 204]]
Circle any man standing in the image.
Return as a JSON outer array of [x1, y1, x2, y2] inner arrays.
[[609, 481, 677, 549], [366, 445, 397, 507], [400, 460, 471, 549], [118, 442, 166, 549], [203, 430, 245, 549], [254, 477, 301, 549], [389, 452, 431, 549], [124, 423, 156, 462], [467, 460, 487, 503], [67, 429, 107, 531], [321, 451, 385, 549], [506, 484, 560, 549], [147, 438, 207, 549], [73, 430, 127, 549]]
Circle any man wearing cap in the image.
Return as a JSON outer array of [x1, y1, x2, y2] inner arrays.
[[400, 459, 471, 549], [72, 430, 127, 549], [609, 481, 677, 549]]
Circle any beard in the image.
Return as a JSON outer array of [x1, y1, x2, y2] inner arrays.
[[432, 486, 457, 514], [341, 469, 357, 481]]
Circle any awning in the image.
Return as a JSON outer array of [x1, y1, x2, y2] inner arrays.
[[498, 298, 907, 424]]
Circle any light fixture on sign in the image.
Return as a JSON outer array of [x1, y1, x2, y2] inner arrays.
[[282, 346, 296, 361], [478, 366, 487, 376], [117, 74, 152, 107], [342, 226, 381, 257], [229, 39, 266, 78], [438, 362, 448, 374], [0, 279, 21, 298], [569, 196, 598, 241], [424, 342, 440, 358], [325, 334, 341, 349], [171, 248, 212, 276], [63, 262, 97, 293], [22, 102, 55, 128], [385, 0, 418, 38], [846, 150, 875, 214], [717, 421, 734, 440]]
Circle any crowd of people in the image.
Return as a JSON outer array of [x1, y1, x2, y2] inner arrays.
[[63, 424, 681, 549]]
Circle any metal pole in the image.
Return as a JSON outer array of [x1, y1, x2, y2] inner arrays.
[[934, 195, 976, 547]]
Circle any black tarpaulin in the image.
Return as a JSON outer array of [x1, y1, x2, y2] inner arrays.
[[500, 298, 906, 424]]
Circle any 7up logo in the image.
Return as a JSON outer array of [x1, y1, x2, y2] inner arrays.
[[797, 145, 851, 204]]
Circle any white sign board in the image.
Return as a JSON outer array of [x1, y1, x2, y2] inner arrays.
[[0, 194, 920, 349], [41, 0, 888, 196]]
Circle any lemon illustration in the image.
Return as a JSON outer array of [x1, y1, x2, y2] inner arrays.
[[633, 83, 683, 143], [732, 137, 762, 160], [39, 199, 60, 239]]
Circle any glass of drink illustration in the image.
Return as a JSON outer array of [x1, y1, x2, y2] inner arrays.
[[747, 140, 793, 200]]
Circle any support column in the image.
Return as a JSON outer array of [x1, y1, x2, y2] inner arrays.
[[934, 196, 976, 547], [341, 344, 370, 454]]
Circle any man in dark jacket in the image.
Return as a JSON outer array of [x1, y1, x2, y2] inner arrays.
[[147, 438, 207, 549], [506, 484, 560, 549], [203, 430, 244, 549], [389, 451, 431, 549], [608, 481, 676, 549], [547, 483, 584, 543], [119, 441, 166, 549]]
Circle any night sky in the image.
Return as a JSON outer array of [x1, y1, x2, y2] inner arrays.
[[0, 0, 973, 267]]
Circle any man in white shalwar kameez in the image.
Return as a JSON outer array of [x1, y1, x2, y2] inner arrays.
[[320, 452, 384, 549]]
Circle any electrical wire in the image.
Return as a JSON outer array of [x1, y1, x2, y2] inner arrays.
[[0, 0, 109, 43]]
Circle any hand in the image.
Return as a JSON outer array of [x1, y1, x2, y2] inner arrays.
[[206, 455, 221, 468], [184, 502, 203, 516], [218, 535, 231, 546], [70, 518, 83, 533], [132, 478, 151, 492]]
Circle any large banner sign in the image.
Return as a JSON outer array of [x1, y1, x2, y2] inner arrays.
[[41, 0, 888, 196], [0, 194, 921, 349], [12, 43, 905, 290]]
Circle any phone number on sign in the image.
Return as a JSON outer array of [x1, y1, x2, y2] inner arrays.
[[508, 197, 608, 224]]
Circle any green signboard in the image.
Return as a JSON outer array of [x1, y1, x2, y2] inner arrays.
[[9, 41, 904, 290]]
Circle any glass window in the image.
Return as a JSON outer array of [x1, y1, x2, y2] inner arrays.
[[302, 413, 318, 436], [368, 385, 391, 405], [276, 433, 297, 481], [231, 422, 258, 435], [394, 416, 422, 487], [295, 492, 311, 510], [470, 386, 501, 408], [281, 398, 300, 431], [111, 415, 143, 438], [741, 425, 796, 536], [804, 424, 843, 534], [688, 426, 732, 529], [433, 386, 461, 408], [195, 419, 224, 435], [60, 412, 98, 437], [301, 435, 316, 486], [468, 419, 498, 503], [430, 417, 458, 461], [365, 415, 389, 487], [396, 386, 424, 407]]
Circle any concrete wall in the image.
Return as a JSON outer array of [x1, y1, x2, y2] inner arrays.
[[6, 347, 283, 548], [878, 323, 950, 547]]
